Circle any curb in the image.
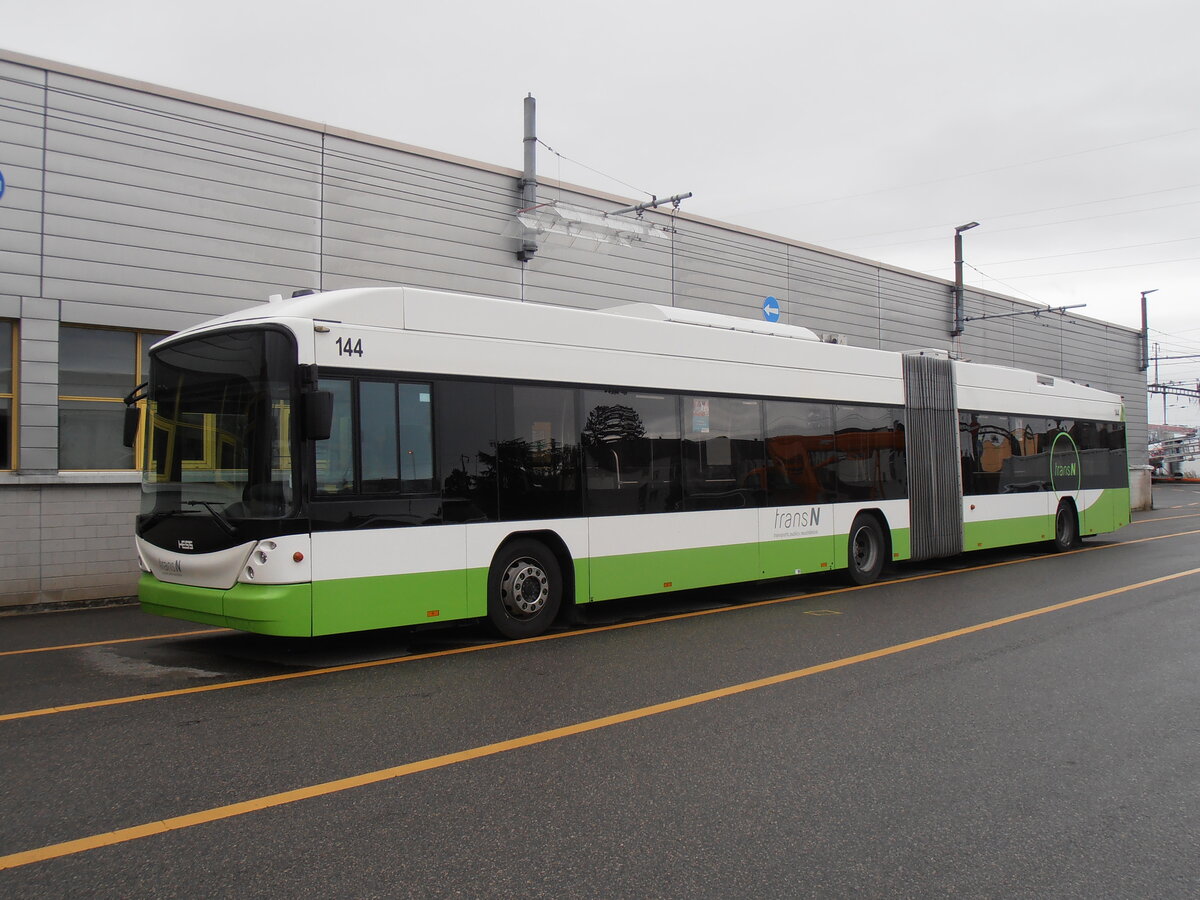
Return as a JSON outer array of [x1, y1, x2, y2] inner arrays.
[[0, 597, 139, 617]]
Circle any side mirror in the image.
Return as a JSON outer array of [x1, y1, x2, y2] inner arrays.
[[123, 406, 141, 448], [303, 390, 333, 441]]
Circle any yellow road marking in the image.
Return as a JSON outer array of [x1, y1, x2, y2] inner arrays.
[[0, 629, 228, 658], [2, 564, 1196, 872], [1, 513, 1186, 658], [3, 526, 1200, 724], [1129, 511, 1200, 525]]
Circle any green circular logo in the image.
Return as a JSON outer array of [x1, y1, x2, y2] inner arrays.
[[1050, 431, 1081, 496]]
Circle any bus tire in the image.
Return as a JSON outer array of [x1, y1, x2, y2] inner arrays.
[[1052, 501, 1079, 552], [846, 515, 885, 586], [487, 539, 563, 639]]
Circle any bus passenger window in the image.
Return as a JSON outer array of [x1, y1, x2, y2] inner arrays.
[[833, 405, 907, 501], [315, 378, 355, 494], [581, 391, 681, 516], [435, 380, 498, 522], [681, 396, 765, 510], [397, 383, 434, 492], [313, 378, 434, 497], [763, 400, 836, 506], [361, 381, 399, 493], [497, 385, 580, 520]]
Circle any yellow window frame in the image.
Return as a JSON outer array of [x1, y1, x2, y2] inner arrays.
[[57, 327, 167, 471], [0, 320, 16, 471]]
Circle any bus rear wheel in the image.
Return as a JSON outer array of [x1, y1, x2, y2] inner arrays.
[[1052, 501, 1079, 552], [487, 539, 563, 639], [847, 515, 885, 585]]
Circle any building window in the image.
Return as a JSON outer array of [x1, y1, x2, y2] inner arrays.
[[58, 326, 161, 470], [0, 321, 14, 470]]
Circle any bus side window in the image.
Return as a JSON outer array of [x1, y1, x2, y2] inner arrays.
[[497, 384, 581, 521], [960, 412, 1012, 495], [360, 381, 400, 493], [581, 391, 681, 516], [436, 380, 498, 523], [397, 383, 434, 492], [832, 405, 907, 501], [315, 378, 355, 495], [763, 399, 836, 506], [681, 396, 765, 511]]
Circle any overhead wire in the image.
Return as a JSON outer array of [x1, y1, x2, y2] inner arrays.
[[819, 182, 1200, 244], [991, 255, 1200, 280], [969, 235, 1200, 269], [843, 197, 1200, 253], [735, 126, 1200, 216], [3, 70, 1191, 367], [535, 138, 653, 200], [961, 262, 1048, 306]]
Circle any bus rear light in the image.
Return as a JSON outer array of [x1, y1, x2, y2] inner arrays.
[[293, 552, 304, 562], [245, 567, 255, 580]]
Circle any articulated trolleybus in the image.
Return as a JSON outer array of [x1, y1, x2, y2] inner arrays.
[[128, 286, 1130, 638]]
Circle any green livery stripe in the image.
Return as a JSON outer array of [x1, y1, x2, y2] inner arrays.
[[962, 488, 1131, 550], [963, 513, 1053, 550], [1081, 488, 1131, 536], [588, 541, 760, 602], [312, 569, 470, 635], [757, 535, 835, 582], [141, 491, 1127, 636], [586, 529, 917, 602]]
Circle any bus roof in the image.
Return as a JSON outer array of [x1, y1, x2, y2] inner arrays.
[[159, 285, 1124, 418]]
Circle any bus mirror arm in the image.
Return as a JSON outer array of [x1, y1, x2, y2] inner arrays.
[[303, 390, 334, 442]]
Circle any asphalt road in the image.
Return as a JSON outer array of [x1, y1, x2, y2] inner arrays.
[[2, 485, 1199, 898]]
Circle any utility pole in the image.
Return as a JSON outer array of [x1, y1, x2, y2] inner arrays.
[[951, 222, 979, 336], [516, 94, 538, 262], [1139, 288, 1157, 371], [1156, 341, 1166, 423]]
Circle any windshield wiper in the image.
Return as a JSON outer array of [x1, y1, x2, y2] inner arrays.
[[138, 509, 176, 529], [182, 500, 236, 536]]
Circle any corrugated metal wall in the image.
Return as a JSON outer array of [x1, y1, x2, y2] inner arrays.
[[0, 51, 1148, 606]]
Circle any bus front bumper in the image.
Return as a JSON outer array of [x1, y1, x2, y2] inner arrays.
[[138, 574, 313, 637]]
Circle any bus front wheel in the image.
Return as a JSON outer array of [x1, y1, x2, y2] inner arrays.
[[847, 515, 886, 586], [487, 539, 563, 639]]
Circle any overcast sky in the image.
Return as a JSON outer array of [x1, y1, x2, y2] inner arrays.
[[4, 0, 1200, 423]]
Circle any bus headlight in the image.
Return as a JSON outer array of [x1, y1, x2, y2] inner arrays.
[[238, 538, 308, 584]]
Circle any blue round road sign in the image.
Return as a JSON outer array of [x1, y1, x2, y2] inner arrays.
[[762, 295, 780, 322]]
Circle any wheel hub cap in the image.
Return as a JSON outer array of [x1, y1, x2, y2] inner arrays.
[[502, 559, 549, 617]]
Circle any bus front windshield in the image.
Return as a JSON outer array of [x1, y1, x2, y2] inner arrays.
[[141, 329, 297, 522]]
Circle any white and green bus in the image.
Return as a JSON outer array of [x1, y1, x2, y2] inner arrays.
[[127, 286, 1130, 638]]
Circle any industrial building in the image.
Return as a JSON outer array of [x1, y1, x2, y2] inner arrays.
[[0, 49, 1147, 609]]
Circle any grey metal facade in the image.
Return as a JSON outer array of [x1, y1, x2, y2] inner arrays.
[[0, 50, 1147, 608]]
